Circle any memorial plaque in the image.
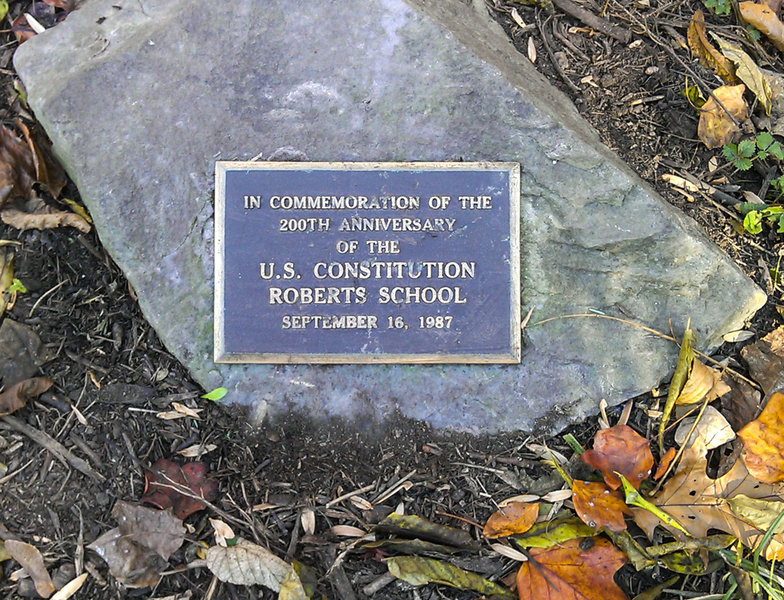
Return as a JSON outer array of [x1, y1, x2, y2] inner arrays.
[[214, 162, 520, 364]]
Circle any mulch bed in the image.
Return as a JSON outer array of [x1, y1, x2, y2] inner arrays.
[[1, 0, 783, 598]]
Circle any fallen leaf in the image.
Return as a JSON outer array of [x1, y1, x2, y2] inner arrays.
[[18, 122, 67, 200], [88, 502, 185, 588], [210, 518, 235, 546], [0, 376, 54, 416], [1, 201, 91, 233], [112, 501, 186, 560], [88, 528, 166, 588], [581, 424, 654, 490], [687, 11, 736, 84], [740, 2, 784, 52], [698, 84, 749, 149], [278, 569, 307, 600], [177, 443, 217, 458], [301, 508, 316, 536], [386, 556, 515, 599], [5, 540, 55, 598], [363, 538, 459, 555], [483, 502, 539, 538], [0, 125, 35, 205], [632, 430, 784, 560], [141, 458, 218, 519], [738, 392, 784, 483], [0, 247, 13, 316], [722, 378, 762, 431], [654, 448, 677, 480], [741, 325, 784, 397], [674, 405, 735, 449], [675, 359, 730, 405], [728, 494, 784, 534], [205, 538, 291, 590], [11, 14, 37, 44], [572, 480, 631, 532], [512, 517, 597, 550], [0, 541, 11, 562], [516, 537, 628, 600], [375, 512, 477, 549], [659, 327, 696, 452], [714, 35, 772, 115]]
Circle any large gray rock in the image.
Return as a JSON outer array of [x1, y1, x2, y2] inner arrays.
[[13, 0, 765, 433]]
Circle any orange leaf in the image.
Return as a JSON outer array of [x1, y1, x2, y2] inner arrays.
[[572, 481, 631, 533], [581, 424, 653, 490], [740, 2, 784, 52], [739, 392, 784, 483], [654, 447, 677, 480], [516, 537, 628, 600], [697, 84, 749, 149], [483, 502, 539, 539]]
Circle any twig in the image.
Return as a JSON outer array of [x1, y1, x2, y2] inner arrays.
[[325, 483, 376, 508], [550, 0, 631, 42], [1, 415, 104, 482], [536, 13, 581, 94]]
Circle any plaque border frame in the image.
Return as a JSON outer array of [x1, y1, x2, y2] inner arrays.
[[214, 161, 521, 364]]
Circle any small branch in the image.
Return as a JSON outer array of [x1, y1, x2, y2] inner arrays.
[[549, 0, 631, 43]]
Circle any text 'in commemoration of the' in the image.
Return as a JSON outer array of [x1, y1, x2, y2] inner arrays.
[[214, 162, 521, 364]]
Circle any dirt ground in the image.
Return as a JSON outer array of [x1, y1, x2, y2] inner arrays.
[[0, 0, 782, 598]]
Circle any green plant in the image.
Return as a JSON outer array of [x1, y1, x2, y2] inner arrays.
[[8, 278, 26, 295], [704, 0, 731, 16], [739, 202, 784, 234], [723, 134, 784, 171]]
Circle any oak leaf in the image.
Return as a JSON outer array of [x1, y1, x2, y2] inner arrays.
[[516, 537, 628, 600], [740, 2, 784, 52], [581, 424, 653, 490], [572, 481, 631, 533], [697, 85, 748, 149], [484, 502, 539, 539], [632, 430, 784, 560], [687, 11, 736, 84], [738, 392, 784, 483]]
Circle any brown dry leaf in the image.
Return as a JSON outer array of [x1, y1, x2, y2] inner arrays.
[[205, 538, 292, 590], [674, 405, 735, 449], [572, 480, 631, 532], [714, 35, 773, 116], [687, 11, 736, 84], [49, 573, 89, 600], [0, 377, 54, 417], [676, 359, 730, 405], [740, 2, 784, 52], [738, 392, 784, 483], [0, 125, 35, 206], [0, 318, 48, 386], [581, 424, 654, 490], [88, 527, 166, 588], [5, 540, 55, 598], [632, 430, 784, 560], [18, 122, 67, 200], [741, 325, 784, 397], [516, 537, 628, 600], [697, 84, 749, 149], [483, 502, 539, 538], [88, 502, 186, 588], [1, 202, 91, 233], [141, 458, 218, 520], [0, 246, 13, 316]]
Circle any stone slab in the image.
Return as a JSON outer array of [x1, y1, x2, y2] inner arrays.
[[13, 0, 766, 433]]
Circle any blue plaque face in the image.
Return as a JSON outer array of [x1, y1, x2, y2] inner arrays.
[[214, 162, 520, 363]]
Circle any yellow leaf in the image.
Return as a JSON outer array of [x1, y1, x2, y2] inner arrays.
[[740, 1, 784, 52], [697, 85, 749, 149], [386, 556, 515, 598], [728, 494, 784, 534], [676, 359, 730, 405], [714, 35, 773, 116], [511, 517, 596, 549], [687, 11, 736, 84], [739, 392, 784, 483]]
